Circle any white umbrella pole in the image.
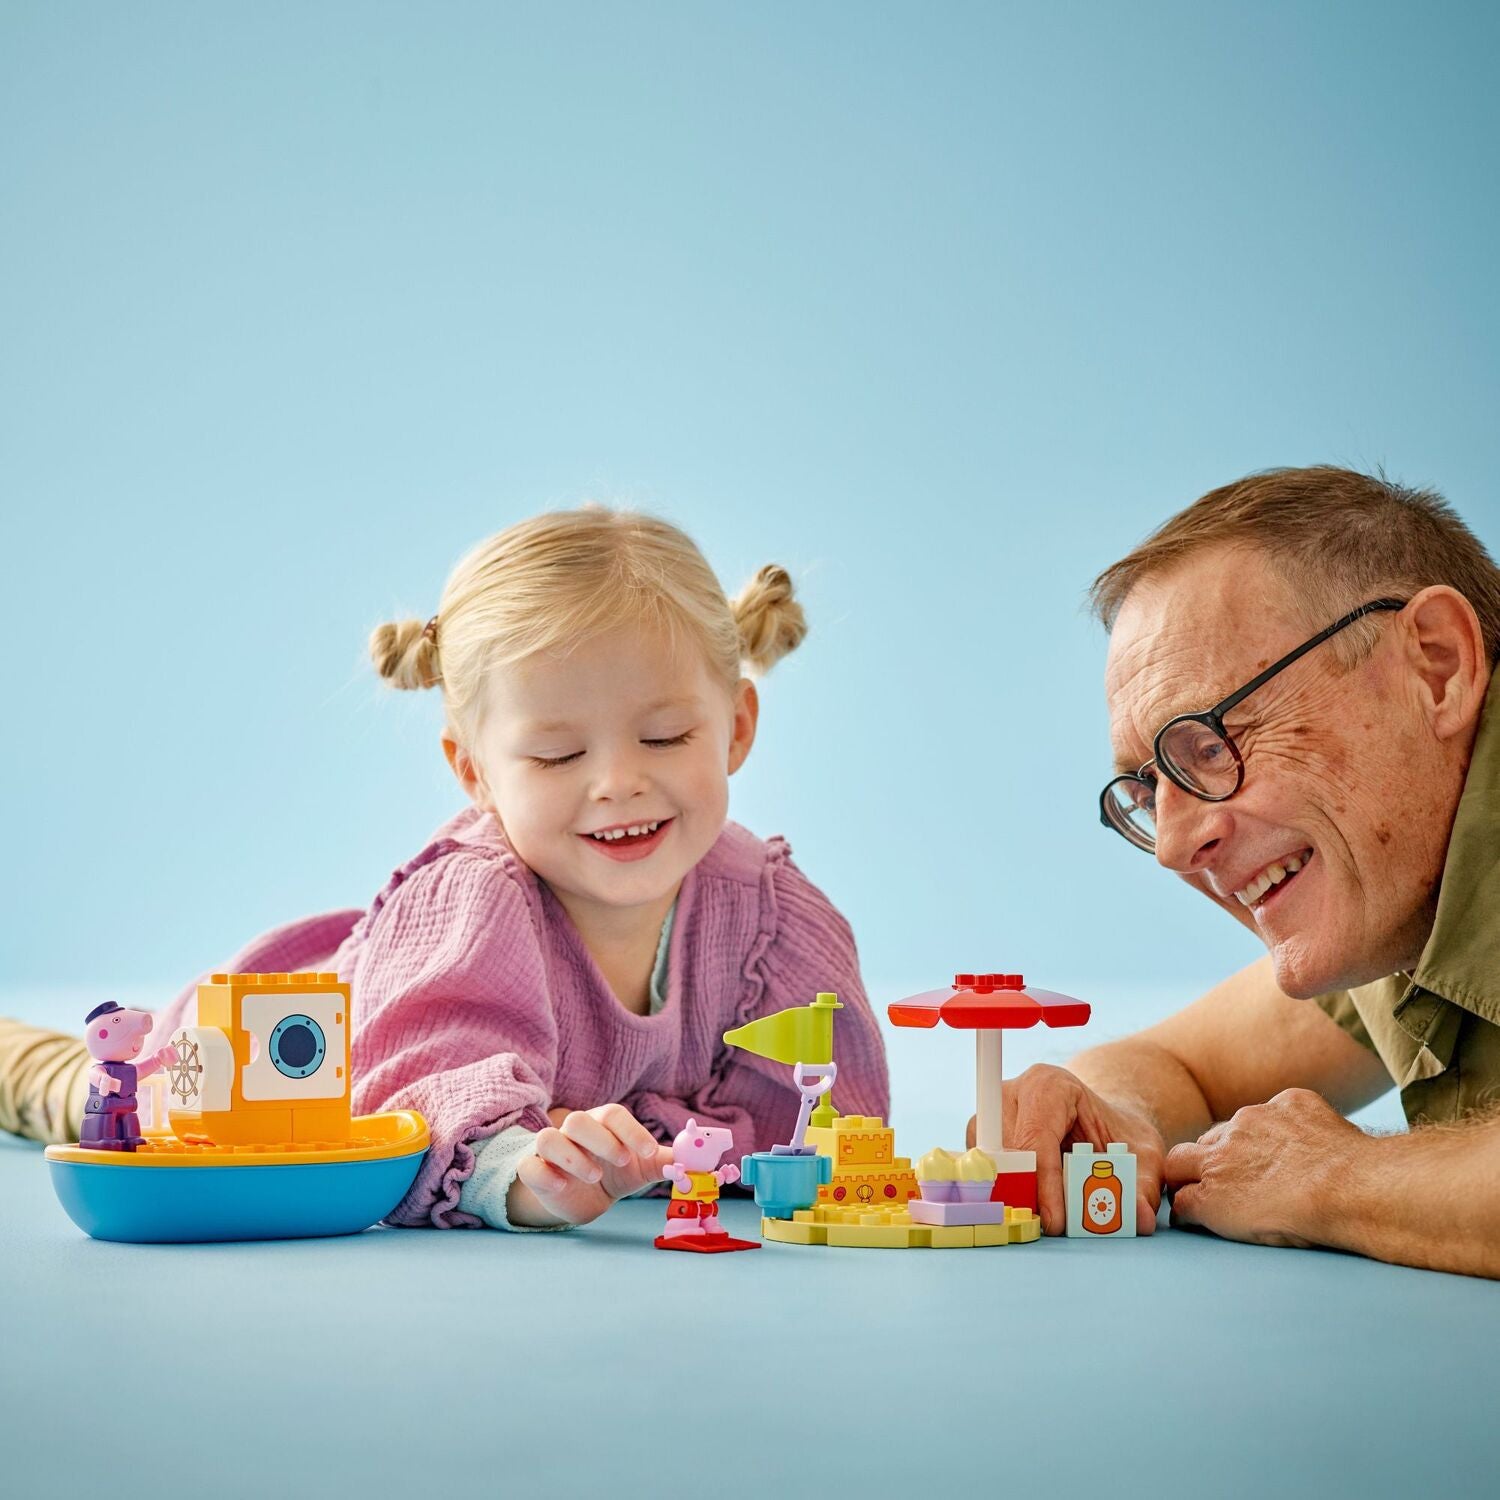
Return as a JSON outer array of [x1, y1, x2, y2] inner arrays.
[[975, 1029, 1004, 1157]]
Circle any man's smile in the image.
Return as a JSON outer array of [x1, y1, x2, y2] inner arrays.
[[1223, 847, 1315, 918]]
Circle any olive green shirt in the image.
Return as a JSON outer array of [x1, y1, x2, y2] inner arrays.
[[1314, 665, 1500, 1126]]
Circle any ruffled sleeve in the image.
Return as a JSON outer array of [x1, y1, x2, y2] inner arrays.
[[676, 842, 890, 1155], [350, 847, 558, 1228]]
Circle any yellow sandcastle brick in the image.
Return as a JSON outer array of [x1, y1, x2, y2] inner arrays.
[[805, 1114, 898, 1167]]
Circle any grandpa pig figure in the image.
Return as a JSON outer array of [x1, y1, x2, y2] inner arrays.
[[80, 1003, 177, 1151], [653, 1118, 759, 1254]]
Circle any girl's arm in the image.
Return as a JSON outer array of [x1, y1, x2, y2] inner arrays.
[[633, 851, 890, 1153], [350, 852, 561, 1228]]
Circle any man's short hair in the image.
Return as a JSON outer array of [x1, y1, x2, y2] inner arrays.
[[1090, 466, 1500, 667]]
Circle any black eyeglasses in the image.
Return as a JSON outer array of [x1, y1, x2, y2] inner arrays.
[[1100, 597, 1408, 853]]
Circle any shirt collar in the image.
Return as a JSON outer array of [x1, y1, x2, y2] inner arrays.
[[1404, 662, 1500, 1030]]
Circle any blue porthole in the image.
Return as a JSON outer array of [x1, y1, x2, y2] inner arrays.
[[269, 1014, 326, 1079]]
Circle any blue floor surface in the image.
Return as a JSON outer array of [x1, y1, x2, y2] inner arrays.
[[3, 985, 1491, 1499], [3, 1127, 1495, 1500]]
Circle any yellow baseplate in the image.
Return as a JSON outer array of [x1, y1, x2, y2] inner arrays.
[[762, 1201, 1040, 1249]]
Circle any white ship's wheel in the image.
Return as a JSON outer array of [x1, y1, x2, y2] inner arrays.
[[166, 1032, 203, 1104]]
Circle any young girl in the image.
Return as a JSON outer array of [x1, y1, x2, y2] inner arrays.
[[0, 507, 890, 1230]]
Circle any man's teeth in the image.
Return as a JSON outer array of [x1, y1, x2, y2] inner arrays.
[[1235, 851, 1309, 906], [589, 821, 662, 841]]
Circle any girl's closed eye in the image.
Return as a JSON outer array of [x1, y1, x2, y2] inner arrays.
[[530, 730, 694, 766]]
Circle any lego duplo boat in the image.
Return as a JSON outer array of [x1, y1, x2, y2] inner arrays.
[[46, 972, 429, 1244]]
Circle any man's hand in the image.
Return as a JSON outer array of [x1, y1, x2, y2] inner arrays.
[[970, 1064, 1167, 1236], [510, 1104, 672, 1228], [1164, 1088, 1360, 1247]]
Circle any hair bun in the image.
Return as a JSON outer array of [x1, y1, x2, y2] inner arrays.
[[733, 564, 808, 674], [370, 618, 442, 691]]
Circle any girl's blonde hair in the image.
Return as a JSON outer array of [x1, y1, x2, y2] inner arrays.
[[369, 507, 808, 733]]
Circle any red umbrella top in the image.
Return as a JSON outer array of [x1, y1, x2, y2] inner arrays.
[[888, 972, 1090, 1030]]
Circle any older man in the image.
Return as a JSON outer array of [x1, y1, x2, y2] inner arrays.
[[1000, 465, 1500, 1278]]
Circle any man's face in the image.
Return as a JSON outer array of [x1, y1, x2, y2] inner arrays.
[[1105, 547, 1454, 997]]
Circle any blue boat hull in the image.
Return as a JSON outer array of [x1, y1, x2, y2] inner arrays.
[[48, 1152, 427, 1243]]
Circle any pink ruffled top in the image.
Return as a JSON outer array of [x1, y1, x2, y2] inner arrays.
[[148, 809, 890, 1227]]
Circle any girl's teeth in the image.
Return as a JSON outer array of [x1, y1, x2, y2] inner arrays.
[[590, 820, 662, 841]]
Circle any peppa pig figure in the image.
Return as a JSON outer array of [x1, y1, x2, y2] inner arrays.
[[80, 1003, 178, 1152], [653, 1118, 759, 1254]]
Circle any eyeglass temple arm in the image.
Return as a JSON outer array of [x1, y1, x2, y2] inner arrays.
[[1208, 598, 1407, 720]]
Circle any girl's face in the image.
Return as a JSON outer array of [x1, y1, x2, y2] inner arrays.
[[445, 621, 758, 919]]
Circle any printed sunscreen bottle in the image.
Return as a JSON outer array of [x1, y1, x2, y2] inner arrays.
[[1084, 1159, 1122, 1234]]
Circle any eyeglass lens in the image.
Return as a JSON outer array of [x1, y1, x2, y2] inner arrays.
[[1156, 717, 1240, 797], [1103, 775, 1157, 850]]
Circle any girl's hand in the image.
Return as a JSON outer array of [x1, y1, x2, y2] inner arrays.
[[510, 1104, 672, 1228]]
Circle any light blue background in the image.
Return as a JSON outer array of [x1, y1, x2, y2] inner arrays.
[[4, 17, 1498, 1500], [4, 2, 1498, 1031]]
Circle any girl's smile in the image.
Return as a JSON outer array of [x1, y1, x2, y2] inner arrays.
[[579, 817, 676, 862]]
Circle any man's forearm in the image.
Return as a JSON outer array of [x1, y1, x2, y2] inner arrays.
[[1332, 1114, 1500, 1278], [1069, 1036, 1216, 1148]]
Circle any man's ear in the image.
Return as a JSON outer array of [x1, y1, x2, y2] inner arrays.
[[1399, 585, 1488, 742], [726, 678, 760, 776], [442, 729, 492, 809]]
